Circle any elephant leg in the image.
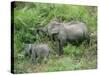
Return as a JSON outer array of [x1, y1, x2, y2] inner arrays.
[[36, 56, 40, 64], [31, 51, 36, 64], [58, 39, 64, 56], [42, 56, 47, 64]]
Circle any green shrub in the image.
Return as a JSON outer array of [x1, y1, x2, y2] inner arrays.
[[63, 44, 84, 58]]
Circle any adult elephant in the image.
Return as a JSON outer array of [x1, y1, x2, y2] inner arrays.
[[47, 20, 90, 56]]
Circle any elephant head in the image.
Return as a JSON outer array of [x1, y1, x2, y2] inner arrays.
[[47, 21, 62, 41], [47, 21, 61, 35]]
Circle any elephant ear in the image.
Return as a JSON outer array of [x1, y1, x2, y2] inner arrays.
[[47, 21, 60, 35]]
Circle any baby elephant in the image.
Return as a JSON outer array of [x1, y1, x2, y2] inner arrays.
[[24, 43, 50, 64]]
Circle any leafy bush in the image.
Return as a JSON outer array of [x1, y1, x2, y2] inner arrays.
[[63, 44, 84, 58]]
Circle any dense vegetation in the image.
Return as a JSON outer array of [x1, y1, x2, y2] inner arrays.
[[12, 2, 97, 73]]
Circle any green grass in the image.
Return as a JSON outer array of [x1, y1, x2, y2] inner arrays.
[[12, 2, 97, 73], [14, 55, 97, 73]]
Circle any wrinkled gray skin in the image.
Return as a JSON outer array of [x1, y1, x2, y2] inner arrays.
[[47, 21, 90, 56], [24, 43, 50, 64]]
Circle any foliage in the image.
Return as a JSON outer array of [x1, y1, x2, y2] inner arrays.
[[12, 1, 97, 73]]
